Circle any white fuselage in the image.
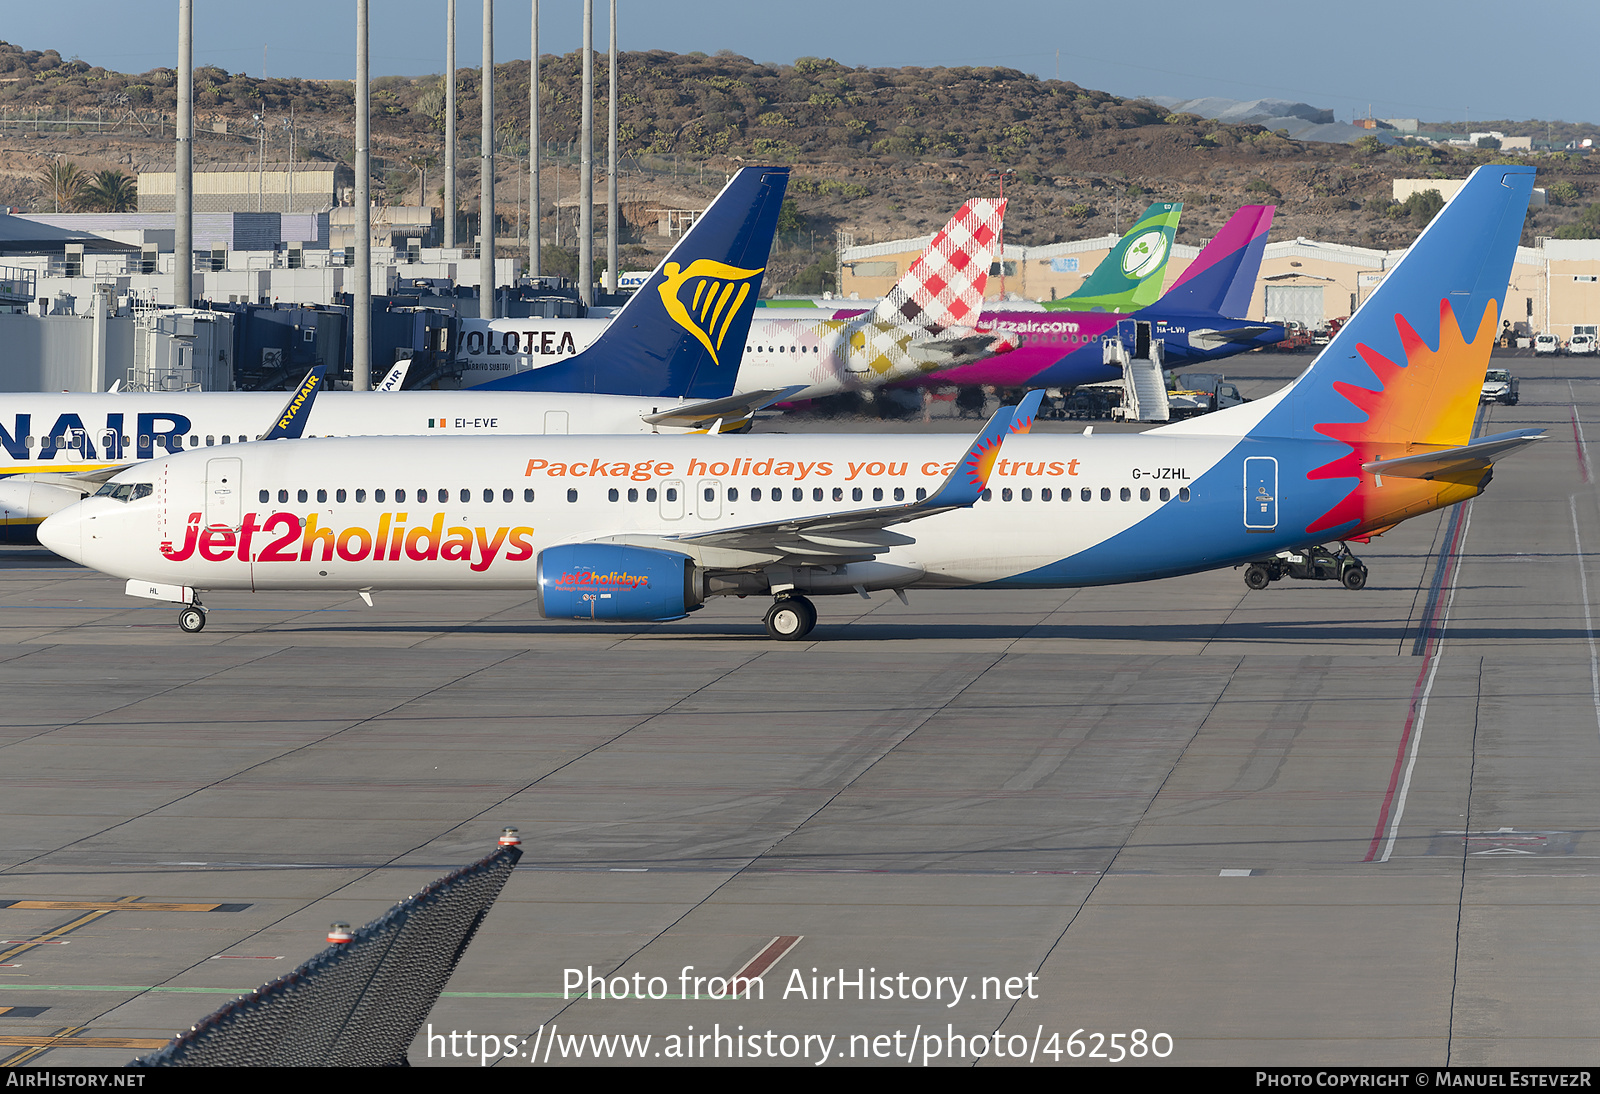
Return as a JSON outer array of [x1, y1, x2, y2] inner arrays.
[[460, 311, 993, 397], [0, 388, 730, 475], [40, 428, 1335, 601]]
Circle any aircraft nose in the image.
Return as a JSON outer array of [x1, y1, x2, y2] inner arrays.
[[37, 507, 83, 563]]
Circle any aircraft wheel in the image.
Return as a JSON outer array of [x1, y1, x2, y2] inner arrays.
[[1342, 566, 1368, 591], [178, 606, 207, 633], [764, 596, 817, 640], [1244, 564, 1271, 591]]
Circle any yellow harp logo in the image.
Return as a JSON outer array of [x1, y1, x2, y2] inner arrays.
[[657, 259, 765, 366]]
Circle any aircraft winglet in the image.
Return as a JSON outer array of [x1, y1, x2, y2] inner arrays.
[[924, 389, 1043, 509], [263, 366, 327, 441]]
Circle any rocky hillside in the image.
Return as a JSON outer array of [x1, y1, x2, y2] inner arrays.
[[2, 41, 1596, 291]]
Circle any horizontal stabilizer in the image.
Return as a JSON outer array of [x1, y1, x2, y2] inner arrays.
[[1189, 325, 1274, 350], [1361, 429, 1546, 479], [905, 331, 1017, 367], [642, 386, 808, 429]]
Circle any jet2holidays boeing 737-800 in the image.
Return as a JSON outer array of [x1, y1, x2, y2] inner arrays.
[[40, 167, 1544, 641]]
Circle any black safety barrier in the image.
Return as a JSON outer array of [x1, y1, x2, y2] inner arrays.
[[131, 835, 522, 1067]]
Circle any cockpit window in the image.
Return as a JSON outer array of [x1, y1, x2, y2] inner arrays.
[[92, 482, 153, 503]]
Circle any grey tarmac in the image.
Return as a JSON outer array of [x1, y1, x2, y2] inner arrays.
[[0, 352, 1595, 1066]]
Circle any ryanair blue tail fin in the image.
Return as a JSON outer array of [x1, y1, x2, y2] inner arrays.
[[473, 167, 789, 398]]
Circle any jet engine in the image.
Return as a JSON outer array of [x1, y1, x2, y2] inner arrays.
[[536, 544, 704, 621]]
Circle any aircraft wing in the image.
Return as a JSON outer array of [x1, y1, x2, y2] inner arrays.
[[602, 391, 1042, 568], [24, 465, 128, 493], [641, 386, 808, 429], [1362, 429, 1546, 479]]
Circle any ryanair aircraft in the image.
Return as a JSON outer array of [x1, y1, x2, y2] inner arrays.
[[40, 168, 1542, 640], [465, 198, 1017, 398], [0, 167, 793, 540]]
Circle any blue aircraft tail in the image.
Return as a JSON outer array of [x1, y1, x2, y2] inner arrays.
[[1249, 166, 1533, 447], [1155, 204, 1273, 316], [472, 166, 789, 398]]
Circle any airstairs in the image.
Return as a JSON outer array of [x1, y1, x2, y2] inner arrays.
[[1105, 318, 1170, 423]]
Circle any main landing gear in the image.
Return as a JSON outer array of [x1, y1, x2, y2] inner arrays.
[[764, 595, 817, 640], [177, 602, 207, 633], [1243, 543, 1368, 592]]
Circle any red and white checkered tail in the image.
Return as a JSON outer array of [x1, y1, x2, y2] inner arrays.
[[870, 198, 1004, 329]]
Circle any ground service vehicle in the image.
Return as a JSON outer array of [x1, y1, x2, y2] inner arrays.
[[1481, 367, 1519, 405], [1243, 544, 1368, 591]]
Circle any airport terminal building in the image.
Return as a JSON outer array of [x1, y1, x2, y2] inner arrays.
[[841, 225, 1600, 344]]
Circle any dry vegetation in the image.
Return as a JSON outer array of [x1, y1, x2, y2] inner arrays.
[[2, 40, 1597, 290]]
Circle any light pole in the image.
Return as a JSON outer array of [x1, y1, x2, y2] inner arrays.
[[480, 0, 496, 319], [986, 168, 1014, 300]]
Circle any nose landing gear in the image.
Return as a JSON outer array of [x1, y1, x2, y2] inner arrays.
[[764, 595, 817, 640], [177, 602, 207, 633]]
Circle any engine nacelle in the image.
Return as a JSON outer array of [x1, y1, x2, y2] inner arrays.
[[537, 544, 702, 621], [0, 477, 91, 544]]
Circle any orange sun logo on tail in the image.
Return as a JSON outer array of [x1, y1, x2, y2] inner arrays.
[[1307, 298, 1498, 536]]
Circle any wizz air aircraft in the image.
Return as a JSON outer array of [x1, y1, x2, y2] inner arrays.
[[890, 203, 1283, 392], [39, 166, 1542, 640], [0, 166, 792, 541], [468, 199, 1017, 399]]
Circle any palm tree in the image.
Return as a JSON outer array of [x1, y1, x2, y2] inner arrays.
[[79, 170, 138, 213], [37, 159, 84, 212]]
